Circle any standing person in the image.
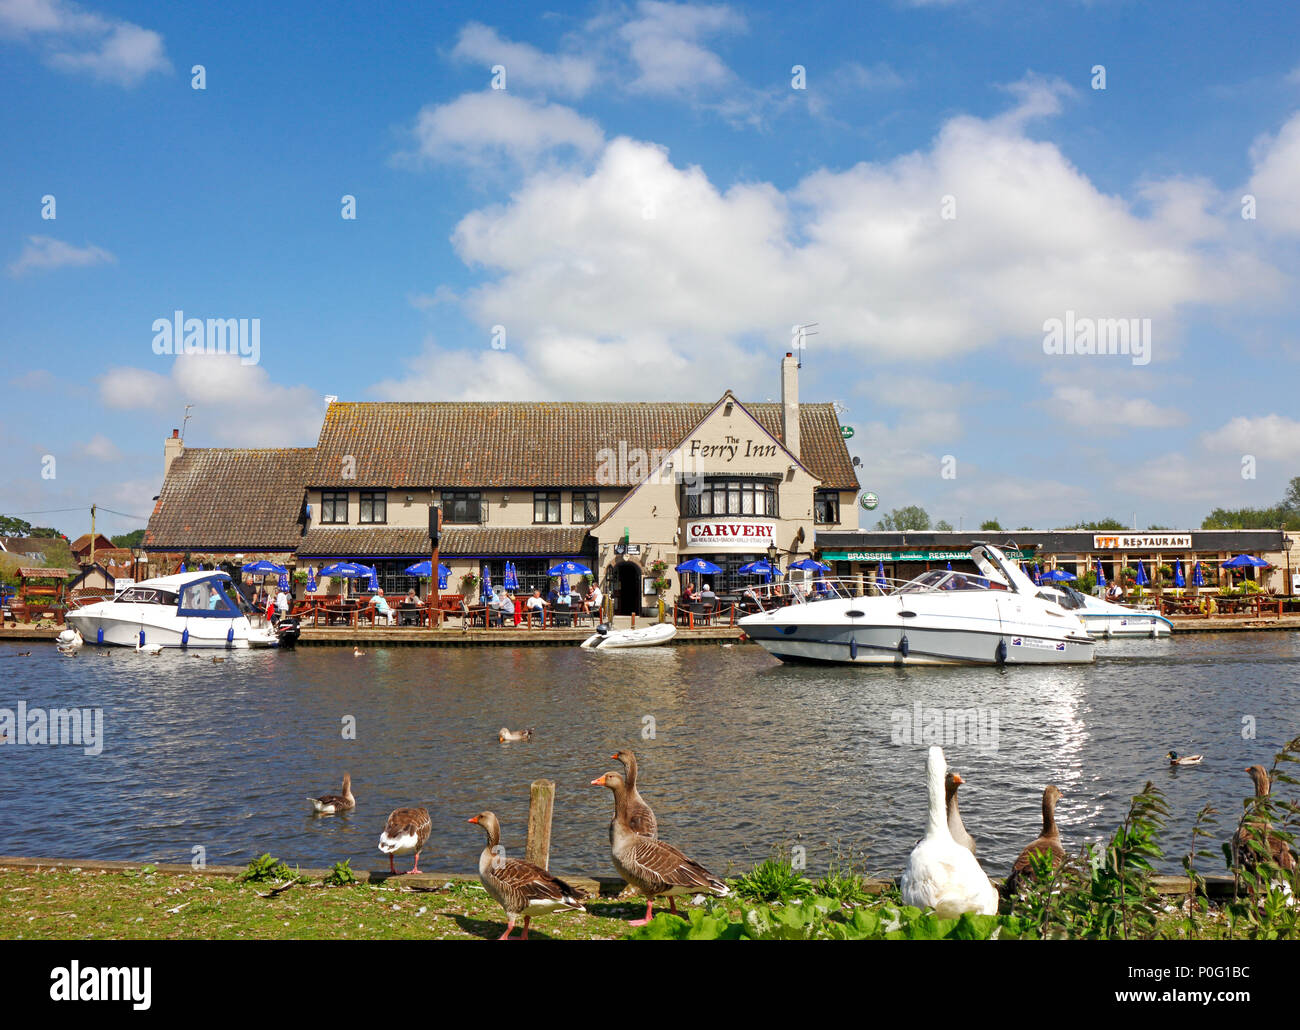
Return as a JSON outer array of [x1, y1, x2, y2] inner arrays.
[[276, 585, 289, 622]]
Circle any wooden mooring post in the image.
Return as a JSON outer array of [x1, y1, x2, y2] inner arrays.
[[525, 779, 555, 871]]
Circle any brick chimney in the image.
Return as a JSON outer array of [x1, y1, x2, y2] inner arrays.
[[781, 352, 800, 459], [163, 428, 184, 481]]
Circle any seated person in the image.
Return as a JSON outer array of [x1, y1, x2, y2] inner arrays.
[[497, 590, 515, 624], [699, 582, 717, 604], [741, 584, 763, 611], [587, 583, 603, 615], [402, 587, 421, 607], [525, 588, 548, 623], [682, 581, 698, 603], [371, 588, 395, 625]]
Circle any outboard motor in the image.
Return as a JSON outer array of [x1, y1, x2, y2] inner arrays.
[[595, 623, 610, 637], [276, 616, 301, 649]]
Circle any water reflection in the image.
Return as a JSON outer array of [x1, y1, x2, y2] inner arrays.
[[0, 632, 1296, 879]]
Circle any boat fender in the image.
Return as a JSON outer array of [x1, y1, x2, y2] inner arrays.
[[898, 634, 909, 658], [227, 626, 234, 648], [181, 628, 189, 647], [139, 629, 145, 647], [995, 638, 1008, 665], [96, 627, 103, 645], [849, 638, 858, 660]]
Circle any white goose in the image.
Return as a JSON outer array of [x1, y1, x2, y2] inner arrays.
[[901, 746, 998, 918]]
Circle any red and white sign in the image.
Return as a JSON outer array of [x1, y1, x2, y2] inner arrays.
[[682, 520, 775, 551]]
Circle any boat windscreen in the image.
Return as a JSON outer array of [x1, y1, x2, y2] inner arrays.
[[114, 587, 179, 606], [897, 570, 993, 594]]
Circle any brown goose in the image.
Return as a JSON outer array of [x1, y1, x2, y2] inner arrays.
[[946, 771, 976, 856], [468, 811, 587, 939], [378, 806, 431, 874], [1232, 765, 1296, 877], [307, 773, 355, 815], [1005, 785, 1066, 894], [592, 771, 727, 926], [612, 749, 657, 838]]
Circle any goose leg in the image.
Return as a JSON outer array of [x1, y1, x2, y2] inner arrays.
[[521, 916, 531, 940], [410, 851, 421, 874], [669, 896, 679, 915], [629, 897, 655, 926], [388, 854, 397, 875], [498, 917, 515, 940]]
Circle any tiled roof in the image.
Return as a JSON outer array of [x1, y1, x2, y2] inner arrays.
[[70, 533, 114, 554], [144, 448, 314, 551], [309, 400, 859, 490], [17, 567, 73, 578], [299, 525, 592, 557], [0, 536, 64, 556]]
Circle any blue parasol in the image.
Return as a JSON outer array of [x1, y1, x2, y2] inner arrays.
[[277, 572, 290, 592], [404, 560, 452, 590], [547, 560, 592, 576], [876, 561, 887, 590], [318, 561, 371, 578], [1192, 561, 1205, 587], [367, 565, 379, 591], [675, 558, 722, 574], [1094, 561, 1106, 588], [241, 560, 286, 575], [306, 566, 317, 591], [1222, 554, 1269, 568], [504, 561, 519, 590], [787, 558, 830, 571], [1173, 561, 1185, 588], [482, 564, 492, 599], [1040, 569, 1076, 581], [1134, 561, 1149, 586], [738, 559, 778, 582]]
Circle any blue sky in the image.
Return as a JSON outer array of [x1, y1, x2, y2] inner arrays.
[[2, 0, 1299, 540]]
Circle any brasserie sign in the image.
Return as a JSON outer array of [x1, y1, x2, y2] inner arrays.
[[822, 549, 1033, 562], [1092, 534, 1192, 550]]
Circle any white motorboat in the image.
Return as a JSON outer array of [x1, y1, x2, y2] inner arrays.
[[66, 570, 279, 649], [739, 544, 1095, 666], [580, 622, 677, 649], [1034, 584, 1172, 638]]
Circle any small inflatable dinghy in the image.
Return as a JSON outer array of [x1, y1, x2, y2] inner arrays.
[[580, 622, 677, 649]]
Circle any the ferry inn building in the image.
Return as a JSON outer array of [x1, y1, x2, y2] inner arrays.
[[143, 355, 861, 615]]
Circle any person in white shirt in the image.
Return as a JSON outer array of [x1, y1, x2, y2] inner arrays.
[[275, 588, 289, 624], [525, 588, 548, 624]]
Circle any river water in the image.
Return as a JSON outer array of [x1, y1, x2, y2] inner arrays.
[[1, 633, 1297, 881]]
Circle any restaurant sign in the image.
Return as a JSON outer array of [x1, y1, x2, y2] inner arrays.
[[682, 520, 776, 551], [821, 549, 1033, 562], [1092, 534, 1192, 550]]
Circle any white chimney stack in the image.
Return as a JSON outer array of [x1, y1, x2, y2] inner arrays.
[[781, 352, 800, 459], [163, 428, 184, 481]]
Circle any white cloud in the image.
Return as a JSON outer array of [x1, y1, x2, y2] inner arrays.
[[98, 355, 323, 447], [617, 1, 745, 96], [1049, 386, 1186, 429], [1246, 111, 1300, 235], [82, 433, 121, 461], [451, 22, 597, 97], [446, 82, 1273, 373], [1202, 414, 1300, 462], [0, 0, 169, 86], [403, 91, 603, 169], [7, 235, 115, 276], [842, 61, 907, 92]]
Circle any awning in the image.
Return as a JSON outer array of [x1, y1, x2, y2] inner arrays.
[[821, 549, 1034, 562]]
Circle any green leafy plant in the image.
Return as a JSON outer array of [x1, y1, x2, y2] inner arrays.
[[323, 859, 358, 887], [237, 853, 293, 884], [730, 850, 815, 903]]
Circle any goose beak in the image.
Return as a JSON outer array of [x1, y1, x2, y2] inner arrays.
[[952, 773, 964, 785], [591, 775, 607, 786], [467, 816, 479, 824], [610, 753, 619, 761]]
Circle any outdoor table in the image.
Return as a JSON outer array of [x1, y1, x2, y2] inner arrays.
[[396, 605, 423, 626], [552, 604, 573, 628]]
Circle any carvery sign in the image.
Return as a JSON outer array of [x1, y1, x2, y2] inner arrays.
[[682, 520, 776, 550]]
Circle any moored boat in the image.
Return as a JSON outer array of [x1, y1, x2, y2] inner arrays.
[[1034, 584, 1172, 638], [66, 570, 278, 649], [580, 622, 677, 649], [739, 544, 1094, 666]]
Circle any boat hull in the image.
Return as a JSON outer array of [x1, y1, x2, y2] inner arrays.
[[580, 624, 677, 649], [1079, 612, 1172, 638], [66, 605, 256, 649], [742, 621, 1094, 665]]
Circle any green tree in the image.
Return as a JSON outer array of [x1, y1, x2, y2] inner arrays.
[[934, 519, 954, 532], [0, 516, 34, 537], [875, 506, 931, 531], [1283, 476, 1300, 514], [111, 529, 146, 549], [979, 519, 1003, 531], [1073, 518, 1127, 531]]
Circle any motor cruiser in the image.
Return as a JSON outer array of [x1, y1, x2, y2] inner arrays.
[[66, 570, 280, 649], [739, 544, 1095, 666], [1034, 583, 1172, 638]]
